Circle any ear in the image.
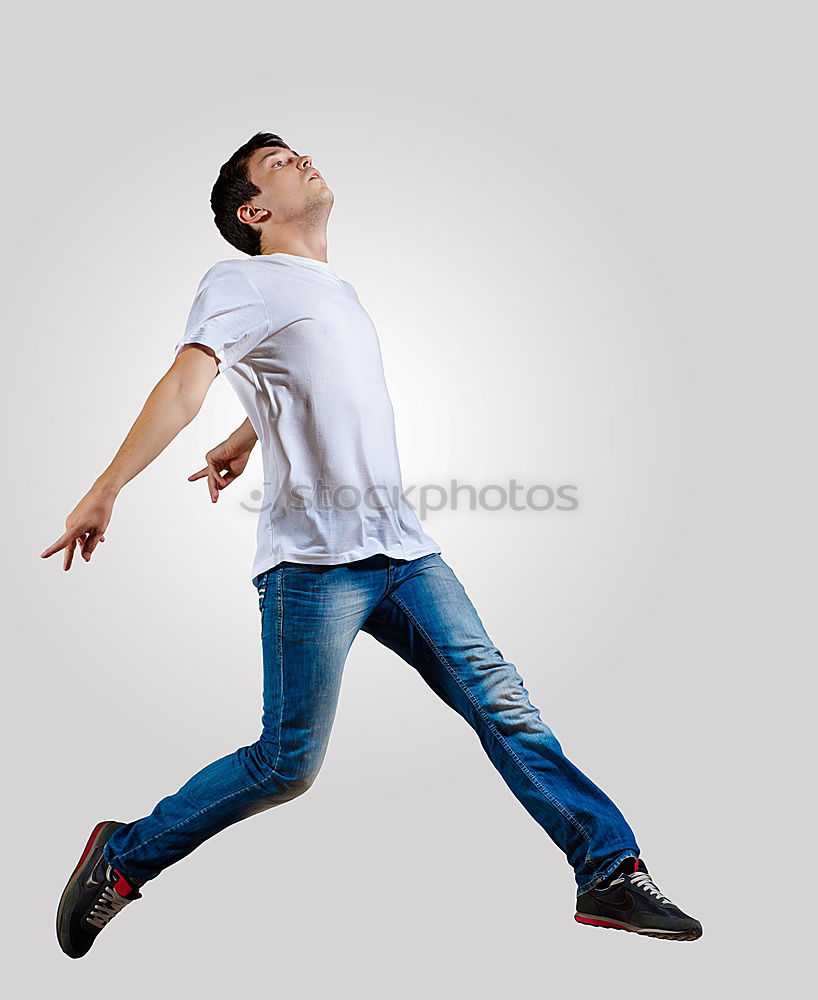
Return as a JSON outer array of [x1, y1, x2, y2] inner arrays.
[[236, 203, 268, 225]]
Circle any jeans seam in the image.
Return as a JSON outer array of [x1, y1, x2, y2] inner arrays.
[[387, 592, 591, 846], [274, 566, 285, 775], [107, 763, 285, 867]]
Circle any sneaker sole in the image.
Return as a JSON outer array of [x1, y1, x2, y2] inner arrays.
[[575, 913, 702, 941], [56, 820, 125, 958]]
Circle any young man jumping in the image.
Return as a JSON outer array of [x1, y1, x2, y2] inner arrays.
[[43, 132, 702, 958]]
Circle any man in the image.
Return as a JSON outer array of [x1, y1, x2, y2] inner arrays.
[[44, 132, 702, 959]]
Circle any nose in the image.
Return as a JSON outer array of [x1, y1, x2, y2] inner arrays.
[[298, 153, 313, 169]]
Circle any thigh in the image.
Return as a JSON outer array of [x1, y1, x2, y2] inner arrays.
[[256, 562, 378, 778], [361, 554, 541, 729]]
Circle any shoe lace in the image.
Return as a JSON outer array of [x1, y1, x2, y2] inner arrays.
[[85, 867, 136, 929], [629, 870, 673, 905]]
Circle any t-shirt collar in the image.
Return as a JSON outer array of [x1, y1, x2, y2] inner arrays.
[[257, 251, 336, 274]]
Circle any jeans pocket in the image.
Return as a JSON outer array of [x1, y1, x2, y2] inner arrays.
[[257, 571, 269, 613]]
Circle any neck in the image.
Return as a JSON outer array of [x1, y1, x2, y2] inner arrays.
[[259, 228, 329, 263]]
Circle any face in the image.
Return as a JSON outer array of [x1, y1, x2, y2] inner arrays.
[[239, 145, 333, 231]]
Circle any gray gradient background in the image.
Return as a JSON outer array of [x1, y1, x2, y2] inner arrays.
[[3, 1, 813, 996]]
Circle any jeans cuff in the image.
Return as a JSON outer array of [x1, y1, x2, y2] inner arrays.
[[575, 848, 639, 896], [103, 847, 144, 888]]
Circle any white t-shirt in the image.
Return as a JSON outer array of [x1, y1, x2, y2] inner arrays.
[[173, 252, 441, 582]]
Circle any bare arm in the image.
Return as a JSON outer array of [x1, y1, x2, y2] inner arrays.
[[40, 344, 220, 570]]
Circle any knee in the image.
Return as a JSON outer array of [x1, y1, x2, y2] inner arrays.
[[250, 743, 321, 801], [280, 771, 319, 800], [237, 768, 318, 820]]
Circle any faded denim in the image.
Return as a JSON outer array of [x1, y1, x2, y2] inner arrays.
[[104, 553, 639, 893]]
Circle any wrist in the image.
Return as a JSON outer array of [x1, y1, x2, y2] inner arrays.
[[231, 423, 258, 449], [92, 473, 123, 499]]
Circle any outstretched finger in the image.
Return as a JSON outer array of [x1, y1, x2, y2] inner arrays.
[[40, 530, 73, 559], [64, 536, 80, 571], [208, 468, 219, 503], [188, 467, 209, 482], [208, 465, 228, 502]]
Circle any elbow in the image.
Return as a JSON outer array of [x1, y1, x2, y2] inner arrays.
[[177, 384, 208, 426], [161, 371, 210, 425]]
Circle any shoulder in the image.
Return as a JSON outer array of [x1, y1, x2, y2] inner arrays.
[[206, 256, 286, 287], [197, 258, 267, 300], [201, 257, 251, 281]]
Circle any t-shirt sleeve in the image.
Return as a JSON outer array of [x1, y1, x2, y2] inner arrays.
[[173, 262, 270, 373]]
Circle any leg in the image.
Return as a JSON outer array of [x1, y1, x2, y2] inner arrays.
[[103, 561, 376, 886], [361, 553, 640, 893]]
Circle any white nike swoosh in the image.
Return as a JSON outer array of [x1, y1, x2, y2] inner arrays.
[[84, 856, 105, 888]]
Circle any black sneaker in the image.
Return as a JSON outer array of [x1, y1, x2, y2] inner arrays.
[[575, 857, 702, 941], [56, 820, 143, 959]]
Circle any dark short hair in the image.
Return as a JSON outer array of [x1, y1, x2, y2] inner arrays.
[[210, 132, 293, 256]]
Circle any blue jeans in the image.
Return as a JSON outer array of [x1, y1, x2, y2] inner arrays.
[[104, 553, 639, 893]]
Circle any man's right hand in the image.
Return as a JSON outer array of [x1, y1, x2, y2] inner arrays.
[[40, 485, 114, 570], [188, 425, 257, 503]]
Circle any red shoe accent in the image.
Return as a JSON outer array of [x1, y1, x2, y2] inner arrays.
[[575, 914, 634, 931], [634, 857, 639, 873], [68, 822, 108, 882], [112, 869, 141, 898]]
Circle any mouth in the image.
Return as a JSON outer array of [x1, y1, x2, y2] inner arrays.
[[308, 171, 323, 182]]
